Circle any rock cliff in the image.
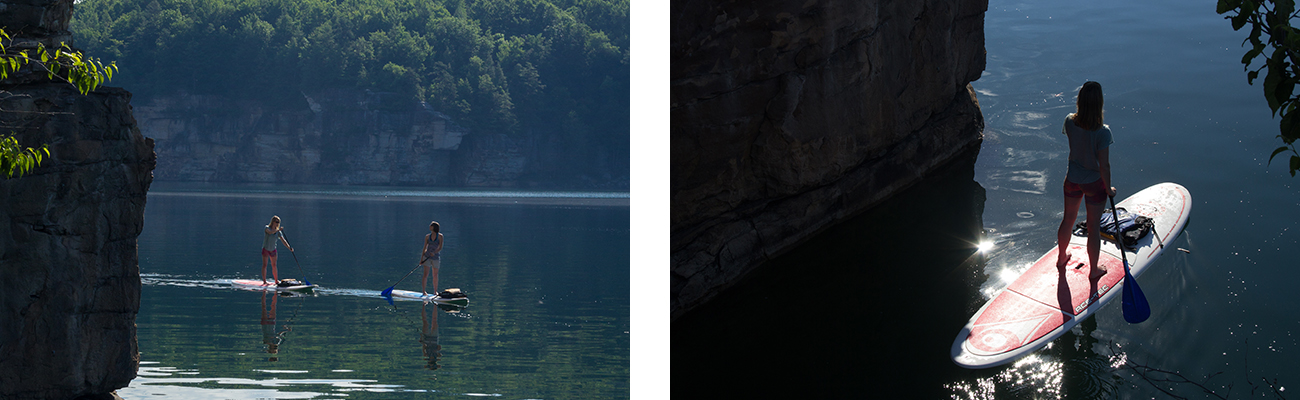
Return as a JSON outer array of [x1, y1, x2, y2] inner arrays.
[[0, 1, 154, 398], [671, 0, 987, 318], [137, 90, 627, 189]]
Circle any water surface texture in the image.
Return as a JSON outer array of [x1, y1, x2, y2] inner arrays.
[[675, 0, 1300, 398], [122, 183, 629, 399]]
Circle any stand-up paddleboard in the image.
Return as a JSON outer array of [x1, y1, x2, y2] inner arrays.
[[387, 288, 470, 306], [952, 182, 1191, 369], [232, 279, 316, 293]]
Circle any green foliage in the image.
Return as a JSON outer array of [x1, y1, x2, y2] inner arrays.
[[0, 29, 119, 95], [0, 134, 49, 179], [0, 28, 118, 178], [1219, 0, 1300, 176], [70, 0, 630, 143]]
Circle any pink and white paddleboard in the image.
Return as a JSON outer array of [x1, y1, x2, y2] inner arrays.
[[231, 279, 316, 292], [952, 182, 1191, 368]]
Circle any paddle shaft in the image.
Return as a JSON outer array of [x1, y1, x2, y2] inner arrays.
[[1110, 195, 1151, 323], [280, 231, 310, 285], [382, 257, 428, 296]]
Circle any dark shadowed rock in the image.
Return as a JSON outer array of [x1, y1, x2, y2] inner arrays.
[[0, 83, 154, 399], [0, 0, 155, 398], [671, 0, 987, 318]]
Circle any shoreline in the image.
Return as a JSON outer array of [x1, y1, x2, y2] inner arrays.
[[147, 190, 630, 207]]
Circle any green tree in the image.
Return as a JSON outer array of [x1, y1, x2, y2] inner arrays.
[[0, 28, 118, 178], [1218, 0, 1300, 176]]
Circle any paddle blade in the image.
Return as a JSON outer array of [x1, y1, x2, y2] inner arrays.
[[1121, 266, 1151, 323], [380, 286, 394, 297]]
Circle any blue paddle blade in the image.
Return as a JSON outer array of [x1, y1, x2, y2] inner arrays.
[[1121, 264, 1151, 323], [380, 286, 394, 297]]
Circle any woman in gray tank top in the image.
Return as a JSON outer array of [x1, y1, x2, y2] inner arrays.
[[261, 215, 294, 284], [1055, 81, 1117, 279], [420, 221, 444, 296]]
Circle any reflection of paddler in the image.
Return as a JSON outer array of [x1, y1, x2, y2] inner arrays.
[[420, 302, 442, 370], [260, 290, 282, 361]]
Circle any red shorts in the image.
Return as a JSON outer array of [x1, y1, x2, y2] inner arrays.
[[261, 249, 277, 257], [1063, 179, 1107, 205]]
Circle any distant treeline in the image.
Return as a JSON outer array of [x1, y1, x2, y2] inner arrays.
[[70, 0, 629, 139]]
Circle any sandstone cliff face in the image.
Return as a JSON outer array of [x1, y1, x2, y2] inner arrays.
[[671, 0, 987, 318], [0, 83, 154, 398]]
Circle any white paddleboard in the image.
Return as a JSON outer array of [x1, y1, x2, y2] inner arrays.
[[388, 289, 470, 306], [232, 279, 316, 292], [951, 182, 1191, 368]]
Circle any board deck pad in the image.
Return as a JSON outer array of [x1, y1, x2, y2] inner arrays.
[[231, 279, 315, 291], [965, 245, 1122, 355], [952, 182, 1192, 368]]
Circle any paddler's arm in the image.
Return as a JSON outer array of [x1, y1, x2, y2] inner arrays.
[[1098, 147, 1116, 197], [280, 232, 293, 252]]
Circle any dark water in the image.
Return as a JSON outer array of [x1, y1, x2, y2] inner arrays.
[[121, 183, 629, 399], [675, 0, 1300, 398]]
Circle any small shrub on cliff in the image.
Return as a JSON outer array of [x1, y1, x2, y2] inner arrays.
[[0, 134, 48, 178], [0, 28, 118, 178], [0, 29, 118, 95]]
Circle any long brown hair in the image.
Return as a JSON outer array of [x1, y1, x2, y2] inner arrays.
[[1073, 81, 1104, 131]]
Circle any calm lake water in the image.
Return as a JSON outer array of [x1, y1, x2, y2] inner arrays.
[[121, 183, 629, 399], [674, 0, 1300, 398]]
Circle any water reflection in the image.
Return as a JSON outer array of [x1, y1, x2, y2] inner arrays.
[[260, 290, 305, 361], [673, 150, 987, 398], [419, 302, 464, 371]]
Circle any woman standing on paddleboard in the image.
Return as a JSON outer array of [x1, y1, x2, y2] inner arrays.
[[1056, 81, 1117, 279], [420, 221, 444, 296], [261, 216, 294, 284]]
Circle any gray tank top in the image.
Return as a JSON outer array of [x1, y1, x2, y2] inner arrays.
[[424, 234, 442, 260], [263, 226, 283, 251]]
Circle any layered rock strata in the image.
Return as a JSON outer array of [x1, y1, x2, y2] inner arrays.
[[671, 0, 987, 318], [0, 0, 155, 398]]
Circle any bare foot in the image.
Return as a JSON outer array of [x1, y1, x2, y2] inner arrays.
[[1090, 266, 1108, 279]]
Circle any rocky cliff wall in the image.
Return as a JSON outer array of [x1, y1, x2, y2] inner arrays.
[[0, 1, 154, 398], [0, 82, 154, 398], [138, 90, 469, 185], [671, 0, 987, 318], [138, 90, 628, 189]]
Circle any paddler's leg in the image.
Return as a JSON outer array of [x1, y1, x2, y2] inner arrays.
[[1084, 197, 1107, 278], [261, 250, 270, 284], [270, 250, 280, 282], [421, 258, 431, 296], [430, 259, 440, 295], [1057, 185, 1084, 269]]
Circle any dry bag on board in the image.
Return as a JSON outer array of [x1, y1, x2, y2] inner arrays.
[[1073, 207, 1155, 250]]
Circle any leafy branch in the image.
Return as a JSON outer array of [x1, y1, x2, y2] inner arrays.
[[1218, 0, 1300, 176], [0, 29, 117, 95], [0, 133, 48, 178], [0, 27, 118, 179]]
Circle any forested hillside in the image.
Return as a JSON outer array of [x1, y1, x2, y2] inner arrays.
[[70, 0, 628, 150]]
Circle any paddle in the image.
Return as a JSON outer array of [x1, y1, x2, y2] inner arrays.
[[380, 257, 427, 298], [281, 231, 310, 286], [1110, 195, 1150, 324]]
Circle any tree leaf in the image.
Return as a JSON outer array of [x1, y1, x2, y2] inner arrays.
[[1270, 146, 1292, 165]]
